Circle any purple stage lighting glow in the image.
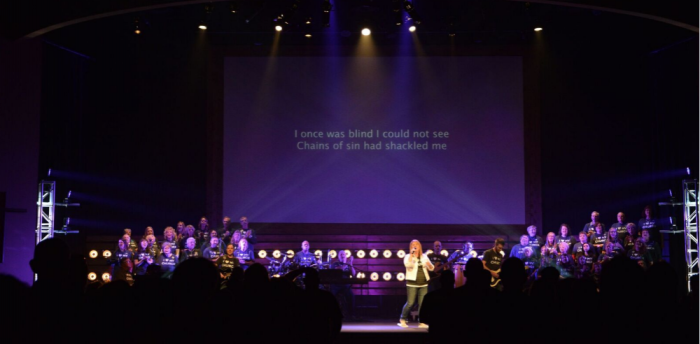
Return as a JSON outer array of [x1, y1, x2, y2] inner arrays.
[[687, 167, 691, 175], [67, 190, 72, 198], [48, 168, 52, 176]]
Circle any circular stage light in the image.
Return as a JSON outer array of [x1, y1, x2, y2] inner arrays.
[[397, 250, 406, 258], [258, 250, 267, 259], [273, 250, 281, 259], [534, 27, 543, 32], [383, 272, 392, 281], [383, 250, 392, 258], [356, 250, 366, 258], [275, 25, 283, 32], [370, 272, 379, 281], [89, 250, 98, 258], [101, 273, 111, 282], [314, 250, 323, 258], [102, 250, 112, 258], [286, 250, 295, 258], [361, 28, 371, 36], [425, 249, 433, 255], [329, 250, 337, 258], [344, 250, 352, 258], [396, 272, 405, 281], [369, 249, 379, 258], [408, 25, 416, 32], [88, 272, 97, 281], [441, 249, 449, 257]]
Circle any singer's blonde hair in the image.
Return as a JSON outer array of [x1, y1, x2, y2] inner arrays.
[[409, 240, 423, 257]]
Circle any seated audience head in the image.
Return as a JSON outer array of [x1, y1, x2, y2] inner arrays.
[[30, 238, 71, 283], [500, 257, 526, 291]]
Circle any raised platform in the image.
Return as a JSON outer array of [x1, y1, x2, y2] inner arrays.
[[337, 321, 428, 344]]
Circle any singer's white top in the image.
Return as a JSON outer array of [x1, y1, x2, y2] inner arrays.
[[403, 253, 434, 284]]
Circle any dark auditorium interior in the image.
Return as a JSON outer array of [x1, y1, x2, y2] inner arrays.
[[0, 0, 698, 342]]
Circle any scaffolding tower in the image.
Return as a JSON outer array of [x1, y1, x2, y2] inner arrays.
[[35, 181, 56, 244], [683, 179, 698, 292]]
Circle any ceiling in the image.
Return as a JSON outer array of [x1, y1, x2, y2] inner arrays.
[[1, 0, 697, 40]]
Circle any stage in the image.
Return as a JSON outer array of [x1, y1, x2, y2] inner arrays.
[[338, 320, 428, 344]]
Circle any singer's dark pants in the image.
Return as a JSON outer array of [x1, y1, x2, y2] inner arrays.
[[400, 286, 428, 321]]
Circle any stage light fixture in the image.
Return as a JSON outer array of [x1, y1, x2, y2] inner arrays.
[[273, 250, 281, 258], [369, 249, 379, 258], [688, 167, 691, 175], [322, 0, 332, 27], [314, 250, 323, 258], [305, 34, 312, 38], [229, 1, 238, 13], [357, 250, 366, 258], [534, 27, 543, 32], [103, 250, 112, 258], [425, 250, 433, 255], [199, 23, 208, 30], [89, 250, 98, 259], [102, 273, 111, 282], [383, 272, 392, 281], [361, 28, 371, 36], [329, 250, 337, 258], [356, 272, 365, 279], [258, 250, 267, 258], [396, 272, 405, 281], [305, 17, 312, 25], [286, 250, 295, 258], [275, 25, 283, 32], [134, 18, 141, 35], [48, 168, 52, 176], [370, 272, 379, 281], [409, 25, 416, 32], [344, 249, 352, 258], [88, 272, 97, 281], [403, 1, 421, 25], [441, 249, 449, 257], [383, 250, 392, 258], [397, 250, 406, 258]]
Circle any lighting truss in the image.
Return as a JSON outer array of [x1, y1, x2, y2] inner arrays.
[[683, 179, 698, 292]]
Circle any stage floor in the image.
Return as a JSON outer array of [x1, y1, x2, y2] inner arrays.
[[341, 321, 428, 333]]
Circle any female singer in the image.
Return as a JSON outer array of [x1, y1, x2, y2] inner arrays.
[[233, 238, 255, 270], [216, 244, 241, 279], [134, 238, 154, 276], [540, 232, 558, 268], [590, 223, 607, 252], [161, 227, 178, 253], [398, 240, 434, 328], [555, 224, 575, 246], [605, 228, 625, 255], [156, 242, 177, 276], [623, 223, 639, 252]]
